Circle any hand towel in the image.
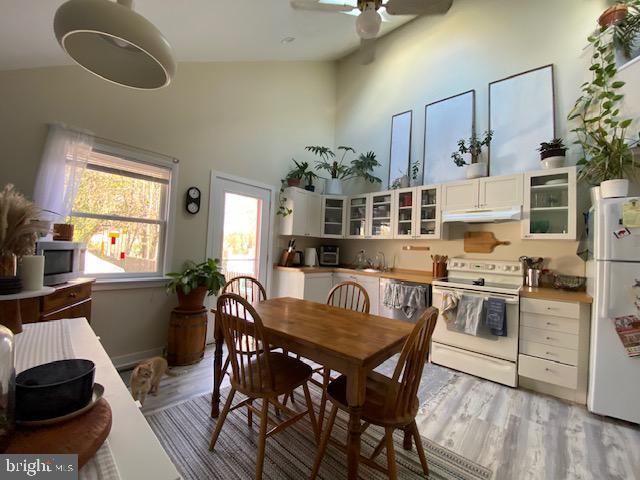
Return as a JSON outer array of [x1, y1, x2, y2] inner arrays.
[[484, 297, 507, 336], [454, 294, 484, 335], [441, 291, 461, 324], [383, 282, 401, 309], [400, 285, 427, 318]]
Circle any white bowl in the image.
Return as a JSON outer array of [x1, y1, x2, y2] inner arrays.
[[541, 156, 565, 169]]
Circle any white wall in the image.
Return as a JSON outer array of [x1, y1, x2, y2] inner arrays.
[[329, 0, 617, 276], [335, 0, 609, 191], [0, 62, 336, 365]]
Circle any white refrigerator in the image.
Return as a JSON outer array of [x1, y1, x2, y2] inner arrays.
[[586, 195, 640, 423]]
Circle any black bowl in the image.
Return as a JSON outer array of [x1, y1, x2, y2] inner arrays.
[[16, 359, 95, 421]]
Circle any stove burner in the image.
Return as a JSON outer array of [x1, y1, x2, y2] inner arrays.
[[472, 278, 485, 286]]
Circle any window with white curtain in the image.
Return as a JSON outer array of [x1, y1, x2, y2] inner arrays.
[[68, 140, 177, 279]]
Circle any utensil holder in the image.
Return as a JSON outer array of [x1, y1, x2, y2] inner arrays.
[[526, 268, 540, 287]]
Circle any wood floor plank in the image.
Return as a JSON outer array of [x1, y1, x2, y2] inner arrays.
[[120, 345, 640, 480]]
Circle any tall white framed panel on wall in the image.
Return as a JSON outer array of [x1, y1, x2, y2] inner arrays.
[[489, 64, 555, 176], [388, 110, 412, 188], [423, 90, 475, 185]]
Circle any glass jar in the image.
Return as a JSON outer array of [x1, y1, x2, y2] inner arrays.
[[0, 252, 17, 278], [0, 325, 15, 452]]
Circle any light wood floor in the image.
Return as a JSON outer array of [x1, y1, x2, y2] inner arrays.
[[121, 347, 640, 480]]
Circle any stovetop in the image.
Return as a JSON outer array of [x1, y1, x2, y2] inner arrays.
[[431, 257, 523, 295]]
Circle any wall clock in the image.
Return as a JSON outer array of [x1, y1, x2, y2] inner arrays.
[[186, 187, 201, 214]]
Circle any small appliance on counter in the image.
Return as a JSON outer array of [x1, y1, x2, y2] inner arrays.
[[319, 245, 339, 266], [304, 248, 318, 267], [36, 240, 86, 286]]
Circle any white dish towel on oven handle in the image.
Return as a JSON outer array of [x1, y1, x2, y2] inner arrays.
[[440, 291, 461, 323]]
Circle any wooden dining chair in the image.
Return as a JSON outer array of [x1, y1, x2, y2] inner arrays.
[[310, 306, 439, 480], [218, 276, 267, 376], [210, 293, 319, 479]]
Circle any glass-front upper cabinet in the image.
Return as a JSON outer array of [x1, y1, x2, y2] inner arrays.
[[417, 185, 441, 239], [321, 196, 347, 238], [369, 192, 394, 239], [393, 187, 416, 239], [523, 166, 576, 240], [347, 195, 369, 238]]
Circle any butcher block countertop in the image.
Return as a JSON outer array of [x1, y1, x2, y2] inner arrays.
[[274, 266, 592, 303], [274, 265, 434, 284], [519, 286, 592, 304]]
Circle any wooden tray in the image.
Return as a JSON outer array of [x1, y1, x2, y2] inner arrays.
[[6, 398, 112, 468]]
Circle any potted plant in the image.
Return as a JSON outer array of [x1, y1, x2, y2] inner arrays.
[[569, 14, 640, 198], [610, 1, 640, 60], [307, 145, 382, 194], [166, 258, 226, 311], [451, 130, 493, 179], [599, 3, 629, 26], [538, 138, 568, 169]]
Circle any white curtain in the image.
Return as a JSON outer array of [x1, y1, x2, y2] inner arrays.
[[33, 124, 94, 221]]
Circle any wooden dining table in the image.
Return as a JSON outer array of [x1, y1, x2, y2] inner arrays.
[[210, 296, 415, 480]]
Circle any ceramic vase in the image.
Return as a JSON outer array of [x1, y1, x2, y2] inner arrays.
[[600, 179, 629, 198], [325, 178, 343, 195], [466, 162, 488, 179]]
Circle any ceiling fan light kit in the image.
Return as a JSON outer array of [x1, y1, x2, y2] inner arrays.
[[54, 0, 176, 90], [356, 3, 382, 39]]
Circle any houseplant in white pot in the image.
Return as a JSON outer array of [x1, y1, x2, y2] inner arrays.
[[538, 138, 568, 169], [569, 9, 640, 198], [307, 145, 382, 194], [451, 130, 493, 179]]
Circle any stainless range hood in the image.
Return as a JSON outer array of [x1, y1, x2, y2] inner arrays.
[[442, 206, 522, 223]]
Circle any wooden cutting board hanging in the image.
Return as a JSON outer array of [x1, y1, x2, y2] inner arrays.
[[464, 232, 511, 253]]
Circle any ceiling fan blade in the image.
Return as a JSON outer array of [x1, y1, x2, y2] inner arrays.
[[359, 38, 377, 65], [290, 0, 357, 12], [383, 0, 453, 15]]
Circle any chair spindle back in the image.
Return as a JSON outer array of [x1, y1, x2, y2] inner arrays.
[[384, 307, 439, 419], [222, 276, 267, 304], [326, 281, 370, 313], [216, 293, 273, 392]]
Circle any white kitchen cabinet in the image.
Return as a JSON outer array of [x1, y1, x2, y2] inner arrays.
[[347, 194, 369, 239], [443, 174, 523, 211], [522, 166, 577, 240], [518, 296, 590, 403], [393, 185, 442, 240], [279, 187, 322, 237], [321, 196, 347, 238], [369, 191, 395, 239], [479, 174, 523, 208], [333, 272, 380, 315], [442, 179, 479, 210], [273, 269, 333, 303]]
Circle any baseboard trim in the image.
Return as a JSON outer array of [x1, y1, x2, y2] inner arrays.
[[112, 347, 165, 371]]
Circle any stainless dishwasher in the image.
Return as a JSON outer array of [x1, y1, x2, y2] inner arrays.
[[378, 278, 431, 323]]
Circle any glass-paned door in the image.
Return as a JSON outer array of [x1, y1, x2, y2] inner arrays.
[[394, 188, 415, 238], [208, 173, 272, 341], [370, 192, 394, 238], [417, 186, 440, 238], [322, 196, 346, 238], [348, 195, 368, 238]]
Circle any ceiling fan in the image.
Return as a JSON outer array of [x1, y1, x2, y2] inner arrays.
[[290, 0, 453, 64]]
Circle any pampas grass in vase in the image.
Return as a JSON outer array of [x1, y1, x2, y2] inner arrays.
[[0, 184, 49, 277]]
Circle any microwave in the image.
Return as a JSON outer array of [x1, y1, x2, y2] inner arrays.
[[35, 241, 86, 286], [319, 245, 339, 266]]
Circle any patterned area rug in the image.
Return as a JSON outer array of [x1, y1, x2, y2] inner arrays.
[[146, 381, 492, 480]]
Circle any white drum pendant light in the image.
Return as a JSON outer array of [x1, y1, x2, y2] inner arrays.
[[54, 0, 176, 89]]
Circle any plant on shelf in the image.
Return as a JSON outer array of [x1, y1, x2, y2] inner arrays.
[[599, 1, 640, 60], [277, 159, 319, 216], [451, 130, 493, 179], [538, 138, 568, 169], [410, 159, 420, 183], [166, 258, 226, 311], [307, 145, 382, 194], [568, 13, 640, 198]]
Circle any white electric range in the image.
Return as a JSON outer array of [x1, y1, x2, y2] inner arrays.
[[431, 258, 523, 387]]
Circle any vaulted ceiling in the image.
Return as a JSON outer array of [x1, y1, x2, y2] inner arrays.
[[0, 0, 416, 70]]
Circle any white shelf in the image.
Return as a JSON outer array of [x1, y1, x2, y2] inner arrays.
[[398, 220, 412, 223], [398, 206, 413, 209], [531, 183, 568, 190], [324, 222, 342, 225], [530, 206, 568, 211], [420, 204, 436, 207]]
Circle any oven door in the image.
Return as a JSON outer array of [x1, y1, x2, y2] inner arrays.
[[431, 286, 519, 362]]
